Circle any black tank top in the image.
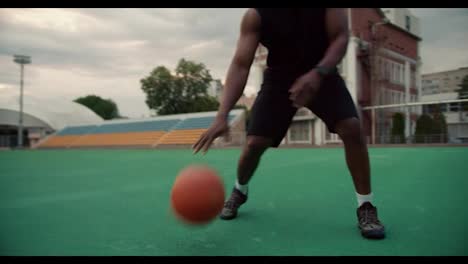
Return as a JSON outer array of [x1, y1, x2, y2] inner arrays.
[[255, 8, 329, 75]]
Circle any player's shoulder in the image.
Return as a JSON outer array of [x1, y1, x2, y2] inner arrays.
[[250, 8, 273, 19], [240, 8, 262, 32], [244, 8, 262, 20]]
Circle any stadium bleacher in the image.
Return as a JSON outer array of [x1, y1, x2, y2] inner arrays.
[[37, 111, 242, 149], [158, 115, 236, 146], [38, 125, 97, 148]]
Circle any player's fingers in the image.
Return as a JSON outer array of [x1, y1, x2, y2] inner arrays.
[[289, 86, 299, 94], [192, 132, 205, 150], [289, 93, 297, 101], [193, 134, 209, 154], [292, 96, 305, 108], [202, 136, 215, 155]]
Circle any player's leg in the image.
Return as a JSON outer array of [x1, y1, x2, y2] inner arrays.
[[237, 136, 273, 185], [219, 136, 272, 220], [335, 118, 370, 195], [308, 74, 385, 239], [220, 81, 297, 220], [335, 117, 384, 239]]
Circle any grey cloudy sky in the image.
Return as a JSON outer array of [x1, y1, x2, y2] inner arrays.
[[0, 8, 467, 118]]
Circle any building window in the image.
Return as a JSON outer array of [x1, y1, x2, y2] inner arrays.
[[289, 121, 310, 142], [380, 59, 386, 78], [440, 104, 448, 112], [423, 105, 430, 114], [405, 15, 411, 31], [325, 128, 340, 142], [401, 92, 405, 111], [450, 103, 460, 112], [396, 65, 400, 84], [400, 66, 405, 84], [385, 61, 391, 80]]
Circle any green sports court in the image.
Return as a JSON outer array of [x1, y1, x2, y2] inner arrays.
[[1, 147, 467, 256], [2, 6, 468, 258]]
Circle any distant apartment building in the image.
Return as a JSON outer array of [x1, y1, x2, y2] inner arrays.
[[208, 79, 223, 99], [421, 67, 468, 142], [422, 67, 468, 95]]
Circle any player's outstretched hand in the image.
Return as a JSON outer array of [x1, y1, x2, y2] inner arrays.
[[192, 117, 229, 155]]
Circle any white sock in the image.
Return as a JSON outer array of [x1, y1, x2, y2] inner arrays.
[[235, 179, 248, 195], [356, 192, 373, 207]]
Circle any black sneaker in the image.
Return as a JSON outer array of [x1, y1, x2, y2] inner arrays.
[[219, 188, 247, 220], [357, 202, 386, 239]]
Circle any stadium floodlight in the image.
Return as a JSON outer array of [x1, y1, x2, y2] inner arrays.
[[13, 54, 31, 148]]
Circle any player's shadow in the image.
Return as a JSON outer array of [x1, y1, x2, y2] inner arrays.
[[231, 204, 357, 244], [233, 210, 257, 220]]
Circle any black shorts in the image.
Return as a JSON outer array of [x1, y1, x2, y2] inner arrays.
[[247, 68, 359, 147]]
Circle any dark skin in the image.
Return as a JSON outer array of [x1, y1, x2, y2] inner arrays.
[[193, 8, 371, 195]]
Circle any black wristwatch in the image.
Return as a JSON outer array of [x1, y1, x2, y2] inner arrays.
[[314, 66, 336, 77]]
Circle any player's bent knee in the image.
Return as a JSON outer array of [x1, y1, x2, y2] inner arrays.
[[337, 118, 364, 144], [245, 137, 272, 155]]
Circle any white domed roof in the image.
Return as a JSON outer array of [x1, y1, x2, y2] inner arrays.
[[0, 93, 103, 131]]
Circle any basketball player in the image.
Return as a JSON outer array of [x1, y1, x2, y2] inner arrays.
[[193, 8, 385, 239]]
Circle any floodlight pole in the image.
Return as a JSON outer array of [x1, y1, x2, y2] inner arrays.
[[13, 55, 31, 148]]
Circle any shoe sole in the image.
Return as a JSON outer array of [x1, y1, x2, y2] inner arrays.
[[219, 213, 237, 220], [219, 196, 246, 221], [360, 229, 386, 239]]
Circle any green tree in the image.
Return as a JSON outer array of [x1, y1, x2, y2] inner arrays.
[[391, 112, 405, 143], [456, 75, 468, 111], [74, 95, 119, 120], [431, 106, 448, 143], [140, 58, 217, 115], [190, 96, 220, 113], [414, 114, 433, 143], [414, 106, 448, 143]]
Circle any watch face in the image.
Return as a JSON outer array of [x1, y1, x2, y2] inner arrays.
[[317, 66, 336, 76], [317, 67, 329, 75]]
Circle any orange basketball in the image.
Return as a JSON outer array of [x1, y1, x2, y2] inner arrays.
[[170, 165, 225, 225]]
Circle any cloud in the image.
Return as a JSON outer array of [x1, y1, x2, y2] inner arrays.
[[409, 8, 468, 74], [1, 8, 467, 118], [0, 8, 251, 118]]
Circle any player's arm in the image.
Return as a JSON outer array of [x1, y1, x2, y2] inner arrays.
[[216, 8, 261, 120], [315, 8, 349, 71], [192, 9, 260, 154]]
